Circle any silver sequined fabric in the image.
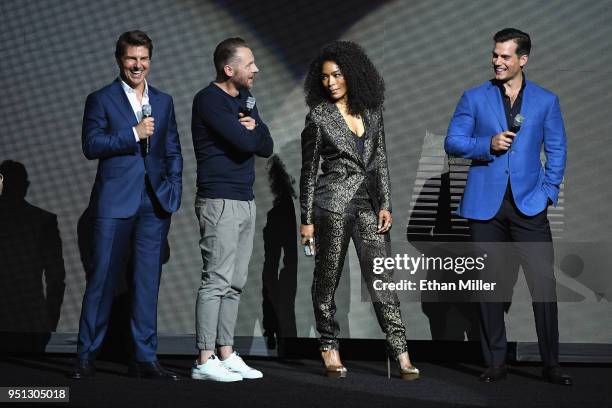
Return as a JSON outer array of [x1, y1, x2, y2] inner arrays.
[[312, 201, 408, 358], [300, 102, 408, 358], [299, 102, 392, 225]]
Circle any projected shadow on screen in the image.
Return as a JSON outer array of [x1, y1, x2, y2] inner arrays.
[[213, 0, 393, 79], [261, 155, 298, 350], [77, 207, 170, 363], [407, 171, 486, 341], [0, 160, 66, 351]]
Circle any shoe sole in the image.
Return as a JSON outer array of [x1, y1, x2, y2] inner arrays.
[[221, 360, 263, 379], [479, 373, 507, 383], [543, 375, 572, 385], [69, 374, 95, 380], [191, 372, 242, 382], [239, 372, 263, 379], [325, 369, 347, 378]]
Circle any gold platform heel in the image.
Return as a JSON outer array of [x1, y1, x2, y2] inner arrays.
[[400, 365, 420, 381], [321, 348, 348, 378]]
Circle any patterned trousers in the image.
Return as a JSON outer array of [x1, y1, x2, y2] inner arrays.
[[312, 194, 408, 359]]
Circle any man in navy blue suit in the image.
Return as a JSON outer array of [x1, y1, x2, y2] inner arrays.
[[445, 28, 571, 385], [71, 30, 182, 380]]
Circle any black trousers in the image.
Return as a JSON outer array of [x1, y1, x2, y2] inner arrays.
[[312, 192, 408, 358], [469, 186, 559, 367]]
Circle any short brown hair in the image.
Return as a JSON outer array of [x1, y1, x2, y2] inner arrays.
[[213, 37, 248, 79], [115, 30, 153, 60]]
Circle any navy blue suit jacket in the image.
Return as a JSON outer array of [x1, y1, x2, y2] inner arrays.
[[445, 79, 566, 220], [82, 79, 182, 218]]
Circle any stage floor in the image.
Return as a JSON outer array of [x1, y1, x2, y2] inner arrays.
[[0, 354, 610, 408]]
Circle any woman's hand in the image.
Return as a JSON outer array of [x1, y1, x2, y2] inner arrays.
[[300, 224, 315, 244], [377, 209, 392, 234], [300, 224, 316, 256]]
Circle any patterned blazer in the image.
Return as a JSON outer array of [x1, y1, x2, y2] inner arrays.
[[299, 101, 392, 225]]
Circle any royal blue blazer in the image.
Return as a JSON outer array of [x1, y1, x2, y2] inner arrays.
[[444, 79, 567, 220], [82, 79, 183, 218]]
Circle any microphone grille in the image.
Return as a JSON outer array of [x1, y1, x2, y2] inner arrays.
[[513, 114, 525, 127], [246, 96, 256, 110], [142, 104, 152, 117]]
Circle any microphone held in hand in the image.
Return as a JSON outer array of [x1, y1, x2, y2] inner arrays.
[[142, 104, 152, 154], [511, 113, 525, 133], [239, 96, 256, 117], [304, 238, 315, 257]]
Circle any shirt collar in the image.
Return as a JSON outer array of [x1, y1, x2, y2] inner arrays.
[[494, 74, 526, 97], [120, 78, 148, 98]]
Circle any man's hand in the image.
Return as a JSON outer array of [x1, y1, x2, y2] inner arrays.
[[135, 117, 155, 140], [377, 209, 392, 234], [490, 131, 516, 153], [238, 112, 257, 130]]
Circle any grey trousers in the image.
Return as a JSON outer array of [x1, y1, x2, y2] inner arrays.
[[195, 197, 256, 350]]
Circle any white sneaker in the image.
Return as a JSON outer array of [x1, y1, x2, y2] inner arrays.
[[221, 352, 263, 379], [191, 355, 242, 382]]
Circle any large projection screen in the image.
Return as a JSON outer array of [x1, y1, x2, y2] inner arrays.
[[1, 0, 611, 345]]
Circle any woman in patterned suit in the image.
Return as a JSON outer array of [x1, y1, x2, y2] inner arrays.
[[299, 41, 418, 380]]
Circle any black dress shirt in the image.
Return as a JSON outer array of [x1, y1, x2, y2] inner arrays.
[[494, 74, 526, 131]]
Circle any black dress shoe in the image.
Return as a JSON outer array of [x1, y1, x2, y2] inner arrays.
[[542, 365, 573, 385], [479, 365, 507, 383], [128, 361, 179, 380], [69, 359, 96, 379], [265, 333, 277, 350]]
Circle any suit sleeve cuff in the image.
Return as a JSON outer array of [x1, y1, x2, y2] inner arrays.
[[478, 136, 494, 161], [301, 213, 313, 225], [543, 183, 560, 206]]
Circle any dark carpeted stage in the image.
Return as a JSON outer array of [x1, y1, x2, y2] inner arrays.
[[0, 353, 610, 408]]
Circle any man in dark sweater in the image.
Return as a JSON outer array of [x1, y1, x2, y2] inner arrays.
[[190, 37, 273, 382]]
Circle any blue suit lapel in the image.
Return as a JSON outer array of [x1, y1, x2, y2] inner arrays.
[[519, 81, 535, 133], [109, 79, 138, 126], [484, 81, 506, 131], [147, 87, 162, 151], [148, 86, 160, 123]]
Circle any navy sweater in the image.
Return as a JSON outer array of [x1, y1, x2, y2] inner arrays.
[[191, 83, 273, 200]]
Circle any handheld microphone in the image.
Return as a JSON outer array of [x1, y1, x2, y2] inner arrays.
[[240, 96, 256, 116], [142, 104, 152, 154], [511, 113, 525, 133], [304, 238, 315, 257]]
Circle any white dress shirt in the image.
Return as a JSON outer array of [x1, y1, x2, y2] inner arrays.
[[120, 78, 150, 142]]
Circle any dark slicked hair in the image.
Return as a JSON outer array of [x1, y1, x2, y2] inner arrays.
[[115, 30, 153, 60], [214, 37, 249, 80], [494, 28, 531, 56], [304, 41, 384, 116]]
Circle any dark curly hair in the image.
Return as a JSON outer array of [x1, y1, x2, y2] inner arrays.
[[304, 41, 385, 116]]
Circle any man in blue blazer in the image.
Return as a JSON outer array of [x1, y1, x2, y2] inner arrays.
[[71, 31, 182, 380], [445, 28, 571, 385]]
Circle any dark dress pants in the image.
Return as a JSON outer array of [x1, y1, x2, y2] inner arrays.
[[77, 182, 170, 363], [470, 187, 559, 367]]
